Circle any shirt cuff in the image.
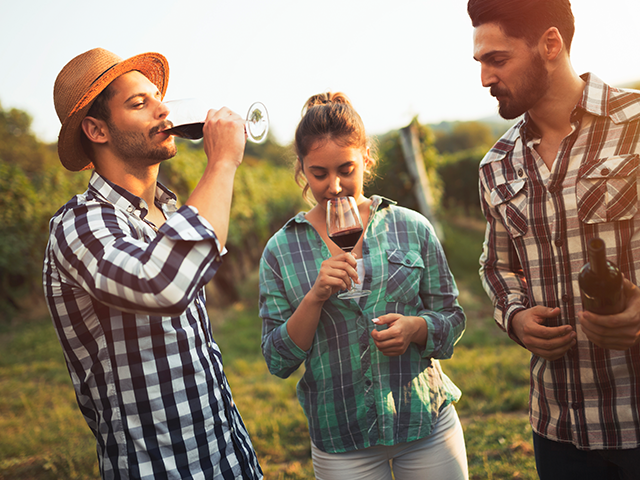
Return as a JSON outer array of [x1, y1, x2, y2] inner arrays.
[[503, 303, 529, 348], [161, 205, 221, 245], [273, 322, 309, 361], [421, 314, 444, 359]]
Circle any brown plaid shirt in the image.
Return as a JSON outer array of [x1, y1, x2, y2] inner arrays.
[[479, 73, 640, 450]]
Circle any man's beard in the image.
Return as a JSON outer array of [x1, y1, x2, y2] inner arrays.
[[107, 119, 177, 166], [491, 52, 550, 120]]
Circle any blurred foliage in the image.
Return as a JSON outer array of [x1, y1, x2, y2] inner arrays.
[[434, 121, 495, 154], [367, 118, 442, 213], [0, 102, 89, 319], [434, 121, 508, 216], [437, 148, 485, 215]]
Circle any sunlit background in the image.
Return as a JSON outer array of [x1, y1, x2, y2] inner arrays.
[[1, 0, 639, 145]]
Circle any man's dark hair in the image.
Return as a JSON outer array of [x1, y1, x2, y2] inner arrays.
[[467, 0, 575, 52], [81, 83, 116, 161], [87, 83, 116, 122]]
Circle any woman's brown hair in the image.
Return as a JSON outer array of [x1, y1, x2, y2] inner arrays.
[[294, 92, 377, 203]]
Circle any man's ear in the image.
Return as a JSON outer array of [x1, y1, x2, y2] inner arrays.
[[81, 116, 108, 145], [540, 26, 564, 61]]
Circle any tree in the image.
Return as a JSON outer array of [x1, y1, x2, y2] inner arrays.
[[0, 102, 58, 173], [368, 118, 442, 213], [434, 121, 495, 154], [437, 149, 485, 215], [0, 102, 89, 319]]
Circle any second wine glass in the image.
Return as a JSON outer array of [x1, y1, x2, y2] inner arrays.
[[326, 196, 371, 299], [162, 98, 269, 143]]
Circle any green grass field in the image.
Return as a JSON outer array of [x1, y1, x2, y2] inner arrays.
[[0, 215, 538, 479]]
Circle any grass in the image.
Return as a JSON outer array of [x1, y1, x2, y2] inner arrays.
[[0, 213, 538, 479], [0, 316, 100, 479]]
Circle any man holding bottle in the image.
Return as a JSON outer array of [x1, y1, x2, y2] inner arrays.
[[468, 0, 640, 478], [44, 48, 262, 479]]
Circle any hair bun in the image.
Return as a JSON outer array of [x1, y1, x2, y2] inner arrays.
[[303, 92, 352, 114]]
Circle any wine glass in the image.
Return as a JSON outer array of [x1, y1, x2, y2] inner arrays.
[[326, 196, 371, 299], [162, 98, 269, 143]]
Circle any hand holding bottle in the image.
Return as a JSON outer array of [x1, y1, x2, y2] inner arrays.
[[579, 279, 640, 351], [578, 238, 625, 314]]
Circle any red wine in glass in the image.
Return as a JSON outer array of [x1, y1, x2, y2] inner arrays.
[[162, 99, 269, 143], [326, 196, 371, 299], [165, 123, 203, 140], [328, 227, 363, 253]]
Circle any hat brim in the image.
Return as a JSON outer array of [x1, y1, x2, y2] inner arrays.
[[57, 52, 169, 171]]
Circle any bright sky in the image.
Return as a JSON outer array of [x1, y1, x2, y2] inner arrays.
[[1, 0, 639, 146]]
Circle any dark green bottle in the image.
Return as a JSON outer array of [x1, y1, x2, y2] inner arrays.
[[578, 238, 625, 315]]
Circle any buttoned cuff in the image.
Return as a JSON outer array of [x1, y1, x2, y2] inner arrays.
[[273, 323, 309, 361], [503, 303, 529, 348], [421, 314, 447, 359]]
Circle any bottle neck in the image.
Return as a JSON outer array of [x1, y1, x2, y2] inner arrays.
[[587, 238, 608, 276]]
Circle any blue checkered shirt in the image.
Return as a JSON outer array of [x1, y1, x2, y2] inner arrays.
[[43, 172, 262, 479]]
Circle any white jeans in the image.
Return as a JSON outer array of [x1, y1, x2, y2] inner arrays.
[[310, 404, 468, 480]]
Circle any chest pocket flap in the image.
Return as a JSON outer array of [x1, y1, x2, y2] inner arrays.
[[489, 178, 528, 238], [385, 249, 425, 306], [577, 154, 639, 224]]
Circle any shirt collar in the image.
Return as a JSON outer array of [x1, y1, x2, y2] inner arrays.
[[517, 72, 640, 144], [577, 72, 640, 124], [88, 171, 178, 218]]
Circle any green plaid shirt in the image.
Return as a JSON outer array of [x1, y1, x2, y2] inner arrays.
[[259, 196, 465, 453]]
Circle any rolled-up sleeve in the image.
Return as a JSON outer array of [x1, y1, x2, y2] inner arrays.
[[258, 245, 308, 378], [418, 223, 466, 359]]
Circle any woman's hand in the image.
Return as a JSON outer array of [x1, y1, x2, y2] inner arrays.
[[286, 252, 358, 351], [370, 314, 428, 356], [308, 253, 359, 302]]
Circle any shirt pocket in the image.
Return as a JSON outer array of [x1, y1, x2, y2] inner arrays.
[[489, 178, 528, 238], [384, 249, 424, 306], [576, 154, 639, 224]]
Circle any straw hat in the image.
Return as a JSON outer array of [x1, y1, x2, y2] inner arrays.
[[53, 48, 169, 171]]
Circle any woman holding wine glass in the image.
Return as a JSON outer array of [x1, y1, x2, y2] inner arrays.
[[259, 92, 468, 479]]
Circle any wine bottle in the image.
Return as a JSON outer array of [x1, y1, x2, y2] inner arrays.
[[578, 237, 625, 315]]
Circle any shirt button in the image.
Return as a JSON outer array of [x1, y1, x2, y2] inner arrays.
[[601, 168, 610, 176], [555, 239, 563, 247], [562, 295, 570, 303], [518, 169, 524, 177], [126, 206, 134, 213]]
